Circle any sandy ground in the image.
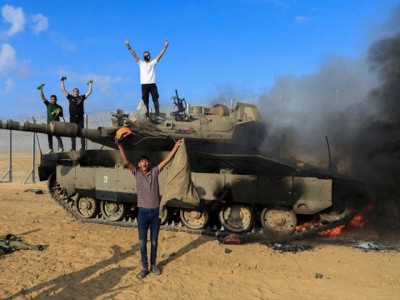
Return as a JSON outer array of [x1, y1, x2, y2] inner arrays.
[[1, 153, 400, 300]]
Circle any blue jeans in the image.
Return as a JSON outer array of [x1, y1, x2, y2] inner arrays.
[[137, 207, 161, 270]]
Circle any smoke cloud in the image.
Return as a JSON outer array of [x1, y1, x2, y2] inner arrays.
[[351, 7, 400, 220], [258, 55, 378, 169], [258, 6, 400, 220]]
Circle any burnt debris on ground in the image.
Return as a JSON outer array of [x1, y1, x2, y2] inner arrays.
[[351, 241, 400, 252], [266, 242, 314, 253]]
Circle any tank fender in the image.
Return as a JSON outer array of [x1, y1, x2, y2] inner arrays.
[[165, 199, 197, 209], [165, 198, 220, 212]]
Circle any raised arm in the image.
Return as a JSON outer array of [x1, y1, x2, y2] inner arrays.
[[125, 39, 140, 63], [155, 39, 169, 62], [60, 77, 69, 96], [38, 86, 47, 103], [158, 139, 183, 171], [117, 142, 135, 173], [85, 80, 93, 98]]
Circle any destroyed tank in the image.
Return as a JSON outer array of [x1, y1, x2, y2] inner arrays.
[[0, 91, 367, 241]]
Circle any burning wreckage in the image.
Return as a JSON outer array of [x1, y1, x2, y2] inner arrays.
[[0, 91, 367, 242]]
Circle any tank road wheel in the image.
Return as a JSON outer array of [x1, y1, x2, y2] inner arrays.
[[100, 201, 126, 221], [179, 209, 209, 230], [76, 196, 99, 219], [261, 208, 297, 237], [218, 204, 255, 233]]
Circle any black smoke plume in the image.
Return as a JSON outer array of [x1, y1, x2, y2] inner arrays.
[[258, 7, 400, 220], [352, 8, 400, 220]]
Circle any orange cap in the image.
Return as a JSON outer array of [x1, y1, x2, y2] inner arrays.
[[115, 127, 133, 142]]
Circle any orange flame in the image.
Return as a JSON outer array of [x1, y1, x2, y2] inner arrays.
[[318, 202, 376, 237], [349, 214, 366, 228], [295, 219, 320, 231], [319, 224, 346, 236]]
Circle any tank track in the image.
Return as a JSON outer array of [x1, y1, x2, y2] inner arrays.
[[48, 175, 356, 244]]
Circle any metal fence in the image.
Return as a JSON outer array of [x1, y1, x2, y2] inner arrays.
[[1, 129, 40, 184]]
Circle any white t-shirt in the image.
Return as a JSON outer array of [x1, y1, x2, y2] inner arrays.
[[138, 59, 158, 84]]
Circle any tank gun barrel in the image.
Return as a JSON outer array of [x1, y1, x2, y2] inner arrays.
[[0, 119, 102, 137], [0, 119, 51, 134], [0, 119, 116, 146]]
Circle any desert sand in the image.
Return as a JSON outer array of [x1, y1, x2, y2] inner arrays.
[[1, 153, 400, 300]]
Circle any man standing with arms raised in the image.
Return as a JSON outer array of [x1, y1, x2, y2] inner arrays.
[[117, 133, 183, 279], [61, 77, 93, 151], [38, 83, 64, 153], [125, 39, 169, 122]]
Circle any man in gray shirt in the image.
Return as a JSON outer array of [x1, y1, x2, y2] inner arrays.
[[117, 138, 183, 279]]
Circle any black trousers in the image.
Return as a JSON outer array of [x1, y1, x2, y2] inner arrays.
[[141, 83, 160, 117], [70, 114, 85, 150], [47, 134, 64, 151]]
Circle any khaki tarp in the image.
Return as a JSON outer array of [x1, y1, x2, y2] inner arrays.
[[159, 139, 200, 217]]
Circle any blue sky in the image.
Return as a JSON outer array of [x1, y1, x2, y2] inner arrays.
[[0, 0, 398, 119]]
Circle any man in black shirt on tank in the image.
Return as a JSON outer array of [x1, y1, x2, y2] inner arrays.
[[60, 77, 93, 151]]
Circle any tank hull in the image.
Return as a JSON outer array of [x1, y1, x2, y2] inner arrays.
[[42, 148, 366, 240]]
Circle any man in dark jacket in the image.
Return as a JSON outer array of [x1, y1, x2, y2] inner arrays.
[[60, 77, 93, 151], [38, 84, 64, 153]]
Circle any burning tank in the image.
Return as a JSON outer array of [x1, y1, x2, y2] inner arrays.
[[0, 91, 367, 241]]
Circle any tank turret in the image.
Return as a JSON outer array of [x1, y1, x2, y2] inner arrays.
[[0, 101, 266, 152]]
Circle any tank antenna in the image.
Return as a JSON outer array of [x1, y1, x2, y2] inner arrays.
[[325, 134, 332, 176]]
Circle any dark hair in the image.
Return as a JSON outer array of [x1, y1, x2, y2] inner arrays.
[[143, 51, 150, 56], [50, 95, 57, 100], [138, 155, 150, 162]]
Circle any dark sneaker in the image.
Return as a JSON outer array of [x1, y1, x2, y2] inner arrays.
[[151, 265, 161, 275], [137, 269, 149, 279]]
